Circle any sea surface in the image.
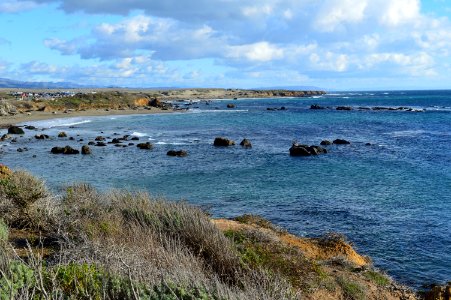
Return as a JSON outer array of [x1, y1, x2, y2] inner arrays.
[[1, 90, 450, 288]]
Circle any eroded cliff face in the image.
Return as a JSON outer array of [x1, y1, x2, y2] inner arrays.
[[213, 217, 418, 300]]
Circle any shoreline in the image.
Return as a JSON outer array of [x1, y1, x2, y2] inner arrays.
[[0, 107, 174, 126]]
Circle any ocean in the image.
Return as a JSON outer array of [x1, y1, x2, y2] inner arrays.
[[1, 90, 450, 288]]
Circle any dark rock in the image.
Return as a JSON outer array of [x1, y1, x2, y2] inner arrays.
[[17, 148, 24, 152], [95, 136, 105, 141], [51, 146, 64, 154], [95, 142, 107, 147], [81, 145, 91, 155], [137, 142, 153, 150], [167, 150, 188, 157], [227, 104, 236, 109], [149, 98, 164, 108], [289, 144, 311, 156], [320, 140, 332, 146], [111, 138, 121, 144], [63, 146, 79, 154], [128, 143, 134, 146], [280, 106, 286, 110], [58, 132, 67, 138], [35, 134, 50, 140], [365, 143, 372, 146], [267, 107, 277, 111], [308, 145, 327, 155], [131, 137, 139, 141], [0, 134, 10, 141], [25, 126, 36, 130], [333, 139, 351, 145], [69, 137, 75, 141], [240, 139, 252, 148], [336, 106, 352, 111], [8, 126, 24, 135], [88, 141, 96, 146], [214, 137, 235, 146], [310, 104, 324, 110]]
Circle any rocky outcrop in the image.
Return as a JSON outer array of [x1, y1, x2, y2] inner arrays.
[[240, 139, 252, 148], [320, 140, 332, 146], [289, 143, 327, 156], [137, 142, 153, 150], [167, 150, 188, 157], [81, 145, 91, 155], [35, 134, 50, 140], [51, 146, 79, 155], [214, 137, 235, 147], [0, 101, 17, 116], [422, 283, 451, 300], [310, 104, 325, 110], [333, 139, 351, 145], [7, 126, 24, 135]]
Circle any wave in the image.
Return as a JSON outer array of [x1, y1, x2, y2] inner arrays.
[[131, 131, 148, 137], [23, 118, 92, 128]]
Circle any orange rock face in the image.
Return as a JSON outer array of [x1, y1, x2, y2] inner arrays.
[[134, 98, 150, 106]]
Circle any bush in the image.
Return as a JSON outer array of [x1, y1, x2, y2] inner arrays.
[[0, 219, 8, 243], [0, 261, 35, 300], [337, 276, 366, 300], [0, 170, 47, 211]]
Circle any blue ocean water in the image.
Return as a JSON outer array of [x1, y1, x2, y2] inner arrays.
[[1, 90, 450, 288]]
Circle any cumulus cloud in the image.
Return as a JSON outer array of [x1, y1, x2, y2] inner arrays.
[[0, 0, 38, 13]]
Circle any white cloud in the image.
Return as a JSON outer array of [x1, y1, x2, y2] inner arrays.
[[0, 0, 38, 13], [227, 42, 284, 62], [314, 0, 368, 32], [378, 0, 420, 26]]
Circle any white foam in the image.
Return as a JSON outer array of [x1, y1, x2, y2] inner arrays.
[[24, 118, 92, 128], [155, 141, 187, 145], [188, 109, 249, 114], [131, 131, 148, 137]]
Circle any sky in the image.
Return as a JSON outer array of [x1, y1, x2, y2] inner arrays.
[[0, 0, 451, 90]]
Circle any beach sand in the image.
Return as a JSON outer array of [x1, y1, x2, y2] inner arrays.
[[0, 107, 172, 127]]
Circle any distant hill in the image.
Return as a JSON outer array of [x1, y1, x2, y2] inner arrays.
[[0, 78, 91, 89]]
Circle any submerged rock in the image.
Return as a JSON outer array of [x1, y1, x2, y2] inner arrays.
[[310, 104, 325, 109], [240, 139, 252, 148], [333, 139, 351, 145], [137, 142, 153, 150], [214, 137, 235, 146], [167, 150, 188, 157], [336, 106, 352, 111], [320, 140, 332, 146]]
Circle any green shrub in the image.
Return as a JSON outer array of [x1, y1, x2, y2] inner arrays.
[[337, 276, 366, 300], [364, 270, 390, 286], [0, 261, 35, 300], [0, 219, 8, 243]]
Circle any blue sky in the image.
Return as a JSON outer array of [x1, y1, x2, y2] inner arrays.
[[0, 0, 451, 90]]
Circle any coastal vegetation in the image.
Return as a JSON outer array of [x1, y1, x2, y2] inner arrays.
[[0, 165, 421, 299]]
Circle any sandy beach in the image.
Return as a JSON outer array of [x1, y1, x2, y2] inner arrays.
[[0, 107, 172, 127]]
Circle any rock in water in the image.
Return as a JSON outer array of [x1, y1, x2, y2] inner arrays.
[[320, 140, 332, 146], [240, 139, 252, 148], [137, 142, 153, 150], [81, 145, 91, 155], [58, 132, 67, 138], [289, 144, 311, 156], [167, 150, 188, 157], [7, 126, 24, 135], [214, 137, 235, 146], [333, 139, 351, 145], [227, 103, 236, 109], [51, 147, 65, 154], [63, 146, 79, 155]]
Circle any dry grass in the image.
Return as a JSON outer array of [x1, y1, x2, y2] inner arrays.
[[0, 172, 296, 299]]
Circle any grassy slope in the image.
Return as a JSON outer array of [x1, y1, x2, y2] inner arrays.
[[0, 166, 418, 299]]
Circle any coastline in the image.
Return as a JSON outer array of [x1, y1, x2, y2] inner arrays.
[[0, 107, 173, 126]]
